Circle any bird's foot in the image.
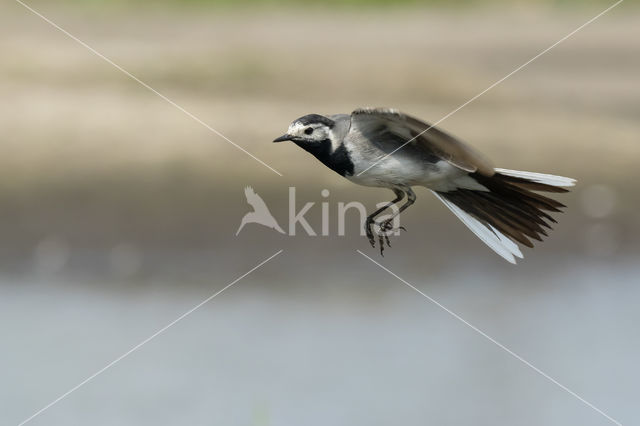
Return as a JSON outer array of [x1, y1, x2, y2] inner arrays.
[[375, 220, 406, 256], [379, 219, 406, 235], [365, 220, 376, 248], [365, 220, 388, 255]]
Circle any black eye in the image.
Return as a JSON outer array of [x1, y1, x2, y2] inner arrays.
[[304, 127, 314, 135]]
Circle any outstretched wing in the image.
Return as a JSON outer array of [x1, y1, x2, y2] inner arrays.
[[244, 186, 270, 212], [351, 108, 494, 176]]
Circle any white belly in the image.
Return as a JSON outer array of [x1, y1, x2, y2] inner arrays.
[[345, 149, 441, 187], [347, 154, 487, 192]]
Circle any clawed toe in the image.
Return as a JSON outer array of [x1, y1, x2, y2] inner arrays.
[[378, 233, 392, 256], [371, 219, 405, 256], [364, 204, 410, 255], [380, 220, 406, 235], [365, 221, 376, 248]]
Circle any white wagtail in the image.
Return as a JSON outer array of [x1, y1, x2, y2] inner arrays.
[[274, 108, 575, 263]]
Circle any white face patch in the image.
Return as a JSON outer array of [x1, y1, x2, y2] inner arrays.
[[287, 121, 331, 143]]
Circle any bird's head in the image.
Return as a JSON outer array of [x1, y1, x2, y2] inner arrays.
[[273, 114, 335, 148]]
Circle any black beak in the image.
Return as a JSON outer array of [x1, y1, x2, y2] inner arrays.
[[273, 134, 292, 143]]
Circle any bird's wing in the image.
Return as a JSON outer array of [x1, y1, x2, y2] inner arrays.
[[244, 186, 270, 211], [350, 108, 494, 176]]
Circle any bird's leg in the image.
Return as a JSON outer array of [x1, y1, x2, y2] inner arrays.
[[378, 188, 416, 252], [365, 189, 405, 249]]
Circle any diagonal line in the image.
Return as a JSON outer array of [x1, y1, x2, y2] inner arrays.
[[17, 249, 284, 426], [14, 0, 283, 177], [357, 0, 623, 176], [356, 250, 623, 426]]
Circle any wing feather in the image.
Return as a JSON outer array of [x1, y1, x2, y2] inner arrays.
[[351, 108, 494, 176]]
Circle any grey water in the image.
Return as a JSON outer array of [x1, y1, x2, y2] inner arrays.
[[2, 252, 638, 426]]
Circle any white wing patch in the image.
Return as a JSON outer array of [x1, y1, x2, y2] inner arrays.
[[432, 191, 523, 264], [495, 168, 576, 188]]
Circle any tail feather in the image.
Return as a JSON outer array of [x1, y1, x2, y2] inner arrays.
[[434, 169, 574, 263], [494, 168, 576, 188], [433, 192, 523, 264]]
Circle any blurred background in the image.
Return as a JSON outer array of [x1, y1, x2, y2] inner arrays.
[[1, 0, 638, 425]]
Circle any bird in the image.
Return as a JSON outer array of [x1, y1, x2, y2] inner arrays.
[[236, 186, 285, 236], [273, 107, 575, 263]]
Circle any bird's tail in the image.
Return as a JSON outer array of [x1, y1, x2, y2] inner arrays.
[[432, 168, 576, 264]]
